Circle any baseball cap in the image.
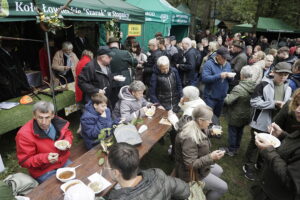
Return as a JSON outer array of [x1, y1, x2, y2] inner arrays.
[[273, 62, 292, 73], [216, 47, 232, 60], [97, 46, 115, 57]]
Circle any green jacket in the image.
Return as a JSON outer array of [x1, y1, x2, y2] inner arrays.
[[224, 80, 256, 127], [110, 47, 137, 87], [0, 181, 15, 200]]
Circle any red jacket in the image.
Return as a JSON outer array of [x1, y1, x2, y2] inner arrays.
[[16, 117, 73, 178], [75, 55, 91, 102], [39, 47, 50, 81]]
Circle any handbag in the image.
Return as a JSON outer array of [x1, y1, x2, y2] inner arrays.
[[188, 167, 206, 200], [3, 172, 38, 196]]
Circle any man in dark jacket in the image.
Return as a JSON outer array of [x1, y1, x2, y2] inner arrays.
[[73, 27, 91, 58], [108, 37, 138, 107], [0, 40, 30, 101], [150, 56, 182, 112], [107, 143, 190, 200], [177, 37, 198, 87], [143, 38, 163, 87], [230, 40, 247, 89], [78, 46, 120, 105]]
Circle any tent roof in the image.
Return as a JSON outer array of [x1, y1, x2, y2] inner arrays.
[[176, 3, 190, 14], [233, 17, 300, 33], [0, 0, 145, 23], [126, 0, 190, 25]]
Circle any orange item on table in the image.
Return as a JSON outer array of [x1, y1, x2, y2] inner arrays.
[[20, 95, 33, 104]]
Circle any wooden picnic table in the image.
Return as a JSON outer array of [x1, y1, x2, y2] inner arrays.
[[26, 109, 171, 200]]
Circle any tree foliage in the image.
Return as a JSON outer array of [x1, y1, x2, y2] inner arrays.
[[217, 0, 300, 28]]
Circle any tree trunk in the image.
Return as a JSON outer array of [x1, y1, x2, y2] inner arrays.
[[252, 0, 264, 33], [189, 0, 198, 38]]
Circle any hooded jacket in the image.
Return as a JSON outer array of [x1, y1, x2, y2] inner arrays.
[[81, 101, 118, 150], [176, 98, 206, 133], [250, 78, 292, 132], [108, 168, 190, 200], [225, 79, 256, 127], [113, 86, 150, 122], [16, 117, 73, 178], [149, 66, 182, 112]]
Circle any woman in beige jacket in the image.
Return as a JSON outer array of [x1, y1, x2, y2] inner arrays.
[[52, 41, 79, 84], [174, 105, 228, 200]]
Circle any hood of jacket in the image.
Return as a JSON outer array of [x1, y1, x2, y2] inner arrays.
[[118, 86, 136, 101], [84, 100, 101, 116], [239, 79, 256, 94], [179, 98, 206, 116], [108, 169, 159, 199]]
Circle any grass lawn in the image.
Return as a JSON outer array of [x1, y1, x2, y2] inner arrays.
[[0, 111, 253, 200]]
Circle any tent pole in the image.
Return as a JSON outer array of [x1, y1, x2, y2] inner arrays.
[[277, 32, 281, 46], [45, 32, 57, 114]]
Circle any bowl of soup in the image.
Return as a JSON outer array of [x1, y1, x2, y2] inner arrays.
[[88, 181, 103, 194], [56, 167, 76, 182]]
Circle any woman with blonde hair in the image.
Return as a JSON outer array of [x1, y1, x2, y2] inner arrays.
[[174, 105, 228, 200]]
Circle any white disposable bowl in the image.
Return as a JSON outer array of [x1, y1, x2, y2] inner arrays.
[[227, 72, 236, 78], [56, 167, 76, 182], [88, 181, 103, 194], [54, 140, 68, 150], [60, 179, 84, 193], [256, 133, 281, 148]]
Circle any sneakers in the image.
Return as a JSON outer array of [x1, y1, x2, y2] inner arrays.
[[219, 147, 235, 157], [243, 164, 256, 181]]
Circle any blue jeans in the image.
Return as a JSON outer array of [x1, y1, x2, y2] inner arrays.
[[228, 125, 244, 152], [204, 97, 224, 118], [36, 159, 72, 183]]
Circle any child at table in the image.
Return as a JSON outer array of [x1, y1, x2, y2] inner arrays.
[[81, 93, 120, 150]]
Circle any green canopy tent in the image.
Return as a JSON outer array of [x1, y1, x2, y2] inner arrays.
[[0, 0, 145, 22], [232, 17, 300, 33], [0, 0, 144, 115], [121, 0, 190, 49]]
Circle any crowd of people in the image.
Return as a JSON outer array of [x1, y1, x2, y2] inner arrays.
[[2, 29, 300, 200]]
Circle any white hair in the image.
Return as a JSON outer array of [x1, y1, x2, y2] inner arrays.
[[265, 54, 274, 61], [33, 101, 54, 114], [183, 86, 200, 101], [157, 56, 169, 67], [182, 37, 192, 48], [240, 65, 253, 79], [148, 38, 157, 46], [129, 80, 146, 91], [62, 41, 73, 50], [191, 40, 197, 48]]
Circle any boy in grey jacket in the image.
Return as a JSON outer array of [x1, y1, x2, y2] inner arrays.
[[243, 62, 292, 181], [107, 143, 190, 200]]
